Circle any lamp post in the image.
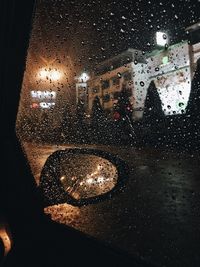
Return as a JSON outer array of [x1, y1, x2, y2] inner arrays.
[[33, 67, 65, 131], [38, 68, 63, 82], [156, 31, 169, 49], [75, 72, 90, 104]]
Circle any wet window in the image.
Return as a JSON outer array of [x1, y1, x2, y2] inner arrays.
[[124, 87, 132, 97], [112, 76, 120, 86], [123, 71, 132, 81], [102, 94, 110, 102], [101, 80, 110, 90], [113, 91, 121, 100], [16, 0, 200, 266], [92, 86, 100, 94]]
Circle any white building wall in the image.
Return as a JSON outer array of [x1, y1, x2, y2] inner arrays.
[[147, 42, 192, 116], [132, 63, 150, 120], [76, 41, 200, 120]]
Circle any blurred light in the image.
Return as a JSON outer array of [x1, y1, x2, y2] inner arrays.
[[37, 91, 42, 97], [31, 90, 56, 100], [78, 72, 90, 83], [39, 69, 47, 79], [113, 111, 121, 121], [31, 91, 37, 98], [30, 103, 39, 109], [156, 32, 168, 47], [97, 165, 102, 171], [50, 92, 56, 99], [39, 102, 55, 109], [51, 70, 61, 81], [97, 176, 104, 183], [38, 68, 62, 81], [87, 178, 93, 184], [0, 228, 12, 256], [60, 176, 66, 182], [162, 56, 169, 65]]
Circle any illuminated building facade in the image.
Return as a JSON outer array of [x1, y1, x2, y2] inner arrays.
[[76, 23, 200, 120], [86, 49, 147, 119], [147, 41, 192, 116]]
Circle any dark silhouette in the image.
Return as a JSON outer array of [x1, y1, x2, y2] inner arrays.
[[142, 81, 165, 146], [76, 99, 85, 125], [143, 81, 164, 124], [114, 87, 133, 121], [186, 58, 200, 119], [91, 96, 104, 127], [40, 112, 50, 139], [113, 87, 135, 144], [74, 99, 88, 143], [185, 58, 200, 150], [60, 103, 74, 143], [91, 96, 109, 143]]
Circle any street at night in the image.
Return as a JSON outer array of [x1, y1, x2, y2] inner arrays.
[[2, 0, 200, 266], [11, 0, 200, 266], [23, 142, 200, 267]]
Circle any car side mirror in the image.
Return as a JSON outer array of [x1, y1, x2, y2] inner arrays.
[[39, 148, 128, 207]]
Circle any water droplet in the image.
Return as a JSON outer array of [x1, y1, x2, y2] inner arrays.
[[163, 34, 167, 39], [179, 102, 184, 107], [140, 81, 145, 87]]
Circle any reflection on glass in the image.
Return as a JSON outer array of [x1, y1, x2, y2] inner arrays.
[[58, 154, 118, 200], [44, 203, 80, 227]]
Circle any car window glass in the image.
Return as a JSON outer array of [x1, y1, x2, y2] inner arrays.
[[16, 0, 200, 266]]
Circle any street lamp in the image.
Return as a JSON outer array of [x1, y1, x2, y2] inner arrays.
[[75, 72, 90, 105], [78, 72, 90, 83], [156, 31, 169, 47], [38, 68, 62, 81]]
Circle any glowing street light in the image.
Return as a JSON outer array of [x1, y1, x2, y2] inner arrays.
[[156, 31, 169, 47], [38, 68, 62, 81], [77, 72, 90, 83]]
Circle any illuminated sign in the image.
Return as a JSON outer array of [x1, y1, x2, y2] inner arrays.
[[31, 90, 56, 99], [30, 90, 56, 109], [38, 68, 62, 81], [30, 103, 39, 109], [77, 72, 90, 83], [156, 32, 168, 47], [39, 102, 55, 109], [162, 56, 169, 65]]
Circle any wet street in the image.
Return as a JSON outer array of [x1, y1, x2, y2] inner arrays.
[[23, 142, 200, 267]]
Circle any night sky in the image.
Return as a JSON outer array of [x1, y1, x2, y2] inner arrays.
[[31, 0, 200, 72]]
